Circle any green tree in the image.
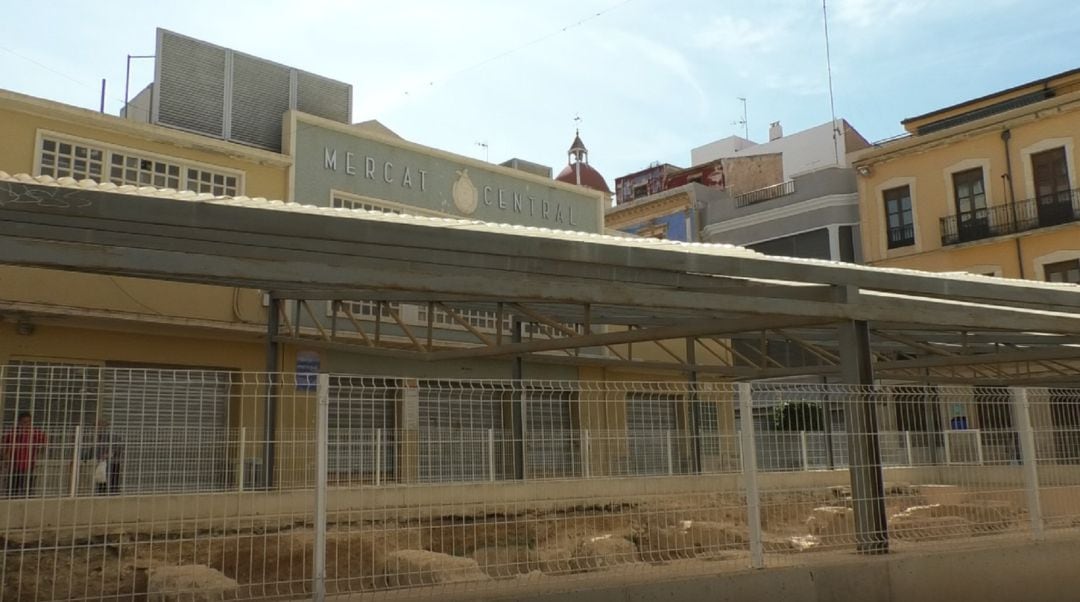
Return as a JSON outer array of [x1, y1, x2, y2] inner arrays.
[[771, 402, 825, 431]]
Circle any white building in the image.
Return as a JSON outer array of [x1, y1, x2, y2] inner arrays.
[[691, 119, 869, 179]]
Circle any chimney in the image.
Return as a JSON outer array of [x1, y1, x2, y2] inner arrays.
[[769, 121, 783, 142]]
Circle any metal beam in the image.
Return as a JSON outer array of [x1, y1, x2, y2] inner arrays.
[[427, 317, 833, 361], [7, 180, 1080, 313], [875, 346, 1080, 370], [838, 320, 888, 554]]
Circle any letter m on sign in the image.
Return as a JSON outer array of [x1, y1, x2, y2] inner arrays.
[[324, 148, 337, 171]]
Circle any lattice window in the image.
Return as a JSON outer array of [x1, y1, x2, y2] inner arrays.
[[332, 195, 404, 214], [339, 300, 399, 319], [37, 134, 243, 195], [416, 304, 512, 332], [111, 153, 182, 189], [39, 138, 104, 181], [186, 168, 239, 196]]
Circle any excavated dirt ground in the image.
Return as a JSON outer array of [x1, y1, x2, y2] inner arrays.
[[0, 485, 1031, 601]]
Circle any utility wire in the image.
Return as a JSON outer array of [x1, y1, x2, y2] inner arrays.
[[822, 0, 840, 165], [1, 45, 153, 118], [402, 0, 635, 97]]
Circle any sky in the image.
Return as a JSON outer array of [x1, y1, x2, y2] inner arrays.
[[2, 0, 1080, 185]]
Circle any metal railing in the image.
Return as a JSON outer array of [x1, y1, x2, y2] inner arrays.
[[886, 223, 915, 249], [939, 189, 1080, 245], [734, 180, 796, 208], [2, 369, 1080, 600]]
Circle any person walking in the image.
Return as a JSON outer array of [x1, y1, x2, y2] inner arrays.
[[1, 412, 48, 498]]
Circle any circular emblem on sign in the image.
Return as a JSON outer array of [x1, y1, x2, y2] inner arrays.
[[452, 169, 479, 215]]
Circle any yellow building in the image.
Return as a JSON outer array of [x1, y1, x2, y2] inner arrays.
[[851, 67, 1080, 282], [0, 89, 293, 368]]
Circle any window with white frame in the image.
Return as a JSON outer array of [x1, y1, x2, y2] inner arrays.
[[1045, 259, 1080, 284], [332, 195, 404, 214], [336, 300, 400, 320], [39, 138, 104, 181], [37, 134, 242, 196], [416, 304, 513, 332], [331, 194, 454, 218]]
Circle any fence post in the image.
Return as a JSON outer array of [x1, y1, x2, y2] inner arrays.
[[580, 429, 591, 479], [904, 431, 913, 467], [665, 430, 674, 476], [738, 383, 764, 569], [374, 428, 383, 487], [488, 428, 496, 482], [313, 374, 329, 602], [1011, 387, 1044, 540], [943, 430, 953, 465], [974, 429, 985, 466], [70, 425, 82, 498], [238, 427, 246, 492], [799, 430, 810, 470]]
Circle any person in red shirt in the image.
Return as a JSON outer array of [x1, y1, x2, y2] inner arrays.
[[2, 413, 48, 498]]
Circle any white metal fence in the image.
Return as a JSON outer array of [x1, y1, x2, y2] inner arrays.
[[1, 367, 1079, 600]]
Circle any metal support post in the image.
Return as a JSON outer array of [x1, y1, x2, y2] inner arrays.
[[488, 428, 496, 482], [838, 318, 888, 554], [823, 388, 836, 470], [665, 430, 674, 476], [738, 383, 764, 569], [1011, 387, 1044, 539], [238, 427, 246, 492], [800, 431, 810, 470], [975, 429, 985, 466], [264, 297, 280, 490], [686, 337, 703, 473], [904, 431, 913, 467], [374, 428, 383, 487], [943, 431, 953, 465], [511, 319, 526, 480], [70, 425, 82, 498], [580, 429, 591, 478], [313, 374, 329, 601]]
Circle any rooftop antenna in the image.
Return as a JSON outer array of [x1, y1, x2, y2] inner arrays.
[[823, 0, 841, 164], [733, 97, 748, 139], [475, 141, 489, 162]]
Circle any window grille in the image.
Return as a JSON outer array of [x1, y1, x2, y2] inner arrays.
[[37, 134, 242, 195]]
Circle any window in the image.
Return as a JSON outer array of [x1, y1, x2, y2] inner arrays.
[[337, 300, 399, 319], [883, 186, 915, 248], [331, 194, 447, 217], [332, 196, 403, 214], [111, 153, 181, 189], [416, 304, 510, 332], [1045, 259, 1080, 283], [952, 168, 989, 241], [39, 138, 104, 181], [186, 168, 239, 196], [631, 184, 648, 199], [38, 134, 243, 195], [1032, 147, 1073, 227]]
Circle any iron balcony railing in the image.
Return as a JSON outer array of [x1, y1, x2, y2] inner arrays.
[[734, 180, 796, 208], [886, 224, 915, 249], [939, 188, 1080, 246]]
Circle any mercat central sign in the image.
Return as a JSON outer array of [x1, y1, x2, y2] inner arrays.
[[289, 113, 604, 232]]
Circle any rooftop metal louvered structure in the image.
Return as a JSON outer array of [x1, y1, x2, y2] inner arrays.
[[149, 28, 352, 151]]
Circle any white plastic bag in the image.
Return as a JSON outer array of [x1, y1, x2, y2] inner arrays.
[[93, 460, 108, 485]]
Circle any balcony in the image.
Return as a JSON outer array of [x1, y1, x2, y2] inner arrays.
[[939, 189, 1080, 246], [733, 180, 796, 208]]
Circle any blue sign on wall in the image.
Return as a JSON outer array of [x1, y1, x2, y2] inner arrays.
[[296, 350, 321, 391]]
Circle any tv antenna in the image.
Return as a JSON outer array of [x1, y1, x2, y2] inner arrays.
[[475, 141, 489, 162], [732, 97, 748, 139]]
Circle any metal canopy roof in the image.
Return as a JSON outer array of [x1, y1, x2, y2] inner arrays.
[[3, 172, 1080, 384]]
